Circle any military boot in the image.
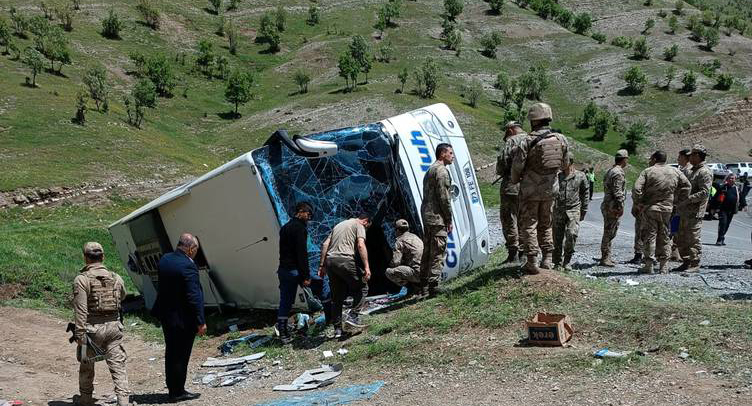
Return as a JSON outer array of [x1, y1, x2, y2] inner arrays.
[[672, 261, 689, 273], [540, 252, 553, 270], [685, 261, 701, 273], [503, 247, 518, 264], [552, 252, 562, 269], [117, 395, 130, 406], [658, 260, 669, 274], [599, 256, 616, 267], [670, 247, 682, 262], [627, 253, 643, 265], [76, 394, 94, 406], [562, 253, 573, 272], [523, 256, 541, 275], [638, 260, 653, 274], [275, 319, 292, 344]]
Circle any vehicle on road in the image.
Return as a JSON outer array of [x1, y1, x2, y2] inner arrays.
[[725, 162, 752, 177], [707, 163, 731, 179], [109, 104, 490, 310]]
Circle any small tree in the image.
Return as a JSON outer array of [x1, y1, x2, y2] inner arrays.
[[489, 0, 504, 15], [129, 51, 147, 76], [624, 65, 647, 94], [520, 63, 550, 101], [704, 27, 720, 51], [55, 4, 74, 32], [592, 32, 606, 44], [668, 15, 679, 34], [663, 44, 678, 61], [495, 70, 514, 107], [275, 6, 286, 32], [227, 21, 238, 54], [643, 19, 655, 34], [307, 5, 320, 26], [674, 0, 683, 16], [480, 31, 502, 58], [691, 19, 705, 41], [397, 67, 409, 93], [374, 8, 387, 37], [701, 10, 714, 27], [464, 80, 483, 107], [681, 70, 697, 92], [72, 90, 87, 125], [611, 36, 632, 49], [125, 79, 156, 128], [573, 12, 592, 35], [23, 47, 44, 87], [441, 18, 462, 54], [377, 41, 394, 62], [444, 0, 464, 21], [592, 111, 610, 141], [349, 35, 372, 82], [215, 55, 229, 79], [227, 0, 241, 11], [146, 54, 175, 96], [0, 18, 12, 54], [137, 0, 161, 30], [224, 70, 254, 115], [414, 57, 439, 98], [664, 65, 676, 89], [715, 72, 733, 90], [338, 52, 358, 90], [83, 65, 109, 112], [101, 9, 122, 39], [209, 0, 222, 15], [40, 2, 53, 20], [293, 70, 311, 94], [633, 36, 650, 59], [259, 13, 281, 52], [9, 7, 29, 38], [578, 100, 599, 128], [621, 122, 647, 153], [216, 16, 225, 36], [196, 39, 216, 77]]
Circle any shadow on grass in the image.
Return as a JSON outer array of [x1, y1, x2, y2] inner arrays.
[[217, 111, 241, 120], [443, 264, 521, 296], [617, 87, 643, 96]]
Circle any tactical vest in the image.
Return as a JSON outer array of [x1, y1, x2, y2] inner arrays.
[[86, 271, 121, 317], [528, 131, 564, 175]]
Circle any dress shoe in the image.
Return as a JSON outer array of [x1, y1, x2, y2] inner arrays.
[[169, 391, 200, 403]]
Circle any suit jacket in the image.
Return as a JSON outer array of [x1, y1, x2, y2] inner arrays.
[[153, 250, 205, 330]]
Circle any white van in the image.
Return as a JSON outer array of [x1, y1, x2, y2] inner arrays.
[[726, 162, 752, 177], [108, 104, 490, 310]]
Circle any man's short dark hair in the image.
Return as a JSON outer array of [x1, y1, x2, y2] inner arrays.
[[694, 150, 707, 160], [295, 202, 313, 215], [651, 150, 667, 163], [357, 212, 370, 221], [85, 252, 104, 262], [679, 148, 691, 156], [435, 143, 453, 158], [615, 157, 627, 165]]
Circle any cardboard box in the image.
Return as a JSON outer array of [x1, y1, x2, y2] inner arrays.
[[526, 313, 574, 346]]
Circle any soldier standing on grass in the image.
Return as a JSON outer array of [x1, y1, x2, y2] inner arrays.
[[632, 151, 691, 274], [510, 103, 570, 275], [419, 143, 455, 297], [495, 121, 529, 264], [552, 157, 589, 271], [72, 242, 129, 406], [674, 144, 714, 273], [599, 150, 629, 267], [385, 219, 424, 296]]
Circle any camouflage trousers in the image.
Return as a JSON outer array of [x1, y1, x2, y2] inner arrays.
[[641, 210, 672, 262], [79, 321, 129, 398], [420, 225, 447, 286], [518, 199, 554, 257], [499, 192, 519, 251], [633, 211, 644, 255], [385, 265, 421, 287], [600, 209, 622, 258], [553, 211, 580, 264], [678, 216, 703, 262]]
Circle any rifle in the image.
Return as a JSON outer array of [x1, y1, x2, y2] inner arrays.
[[66, 322, 107, 363]]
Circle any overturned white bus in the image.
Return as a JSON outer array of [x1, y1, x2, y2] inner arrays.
[[108, 104, 490, 310]]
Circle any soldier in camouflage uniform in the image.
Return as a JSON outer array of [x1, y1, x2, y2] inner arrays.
[[600, 150, 629, 267], [632, 151, 691, 274], [553, 157, 589, 271], [674, 144, 714, 273], [73, 242, 129, 406], [495, 121, 529, 263], [385, 219, 424, 296], [510, 103, 570, 275], [670, 148, 692, 261], [420, 143, 454, 297]]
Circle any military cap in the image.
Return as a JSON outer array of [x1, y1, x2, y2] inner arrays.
[[504, 121, 522, 129], [615, 149, 629, 159], [528, 103, 553, 121], [691, 144, 706, 155], [395, 219, 409, 230], [83, 242, 104, 255], [679, 148, 691, 156]]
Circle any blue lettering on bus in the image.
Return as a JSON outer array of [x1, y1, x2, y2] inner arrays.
[[409, 131, 432, 171], [446, 232, 458, 268]]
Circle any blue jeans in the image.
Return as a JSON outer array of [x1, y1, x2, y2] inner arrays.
[[277, 268, 300, 321]]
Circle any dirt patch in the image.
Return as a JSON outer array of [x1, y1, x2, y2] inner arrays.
[[160, 13, 199, 49], [0, 284, 25, 301]]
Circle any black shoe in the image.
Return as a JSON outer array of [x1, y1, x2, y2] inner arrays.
[[169, 391, 200, 403], [672, 262, 689, 273], [745, 258, 752, 266], [503, 248, 518, 264], [627, 254, 643, 265]]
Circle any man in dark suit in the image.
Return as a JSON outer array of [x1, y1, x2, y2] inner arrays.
[[153, 233, 206, 403]]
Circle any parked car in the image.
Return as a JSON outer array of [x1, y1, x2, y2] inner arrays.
[[725, 162, 752, 177], [707, 163, 731, 179], [109, 104, 490, 310]]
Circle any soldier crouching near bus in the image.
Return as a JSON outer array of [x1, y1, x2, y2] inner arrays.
[[73, 242, 129, 406], [385, 219, 424, 297]]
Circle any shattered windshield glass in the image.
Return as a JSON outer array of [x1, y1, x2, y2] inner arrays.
[[252, 124, 421, 289]]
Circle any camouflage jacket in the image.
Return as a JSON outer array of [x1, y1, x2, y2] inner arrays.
[[495, 132, 529, 196], [510, 128, 569, 201], [677, 162, 713, 218], [390, 231, 424, 271], [601, 165, 626, 213], [72, 263, 126, 341], [632, 164, 691, 213], [421, 160, 453, 227], [554, 170, 589, 218]]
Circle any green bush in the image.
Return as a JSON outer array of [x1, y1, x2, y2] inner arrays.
[[444, 0, 464, 21], [101, 9, 122, 39], [704, 27, 719, 51], [633, 36, 650, 60], [674, 0, 684, 15], [137, 0, 161, 30], [663, 44, 679, 61], [556, 9, 573, 29], [715, 73, 733, 90], [621, 122, 647, 153], [573, 12, 592, 34], [414, 57, 439, 98], [464, 80, 483, 108], [611, 36, 632, 49], [480, 31, 502, 58], [643, 19, 655, 34], [578, 100, 599, 128], [259, 13, 281, 52], [591, 31, 607, 44], [668, 15, 679, 33], [224, 70, 255, 115], [488, 0, 504, 15], [624, 65, 647, 94], [307, 5, 320, 26], [293, 70, 311, 94], [664, 65, 676, 88], [592, 111, 610, 141], [681, 70, 697, 92]]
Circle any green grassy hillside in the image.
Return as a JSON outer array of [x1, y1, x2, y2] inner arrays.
[[1, 0, 750, 193]]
